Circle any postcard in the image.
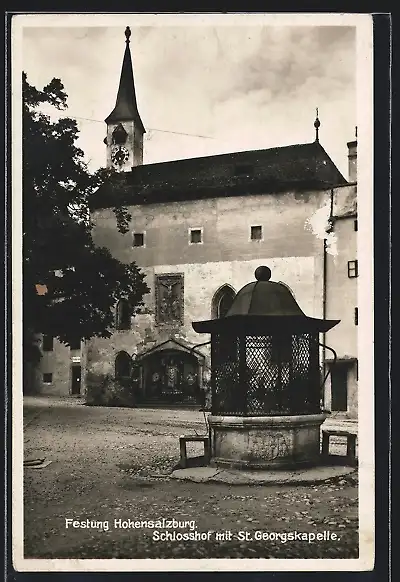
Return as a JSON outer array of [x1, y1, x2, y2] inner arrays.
[[12, 11, 375, 573]]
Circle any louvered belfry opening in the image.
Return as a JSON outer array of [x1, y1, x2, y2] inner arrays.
[[211, 330, 320, 416]]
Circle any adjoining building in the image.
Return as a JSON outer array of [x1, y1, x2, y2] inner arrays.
[[37, 27, 358, 418]]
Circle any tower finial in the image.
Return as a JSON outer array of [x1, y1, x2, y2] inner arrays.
[[314, 107, 321, 143], [125, 26, 131, 44]]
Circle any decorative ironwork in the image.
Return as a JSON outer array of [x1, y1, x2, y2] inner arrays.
[[211, 332, 320, 416], [155, 273, 184, 325]]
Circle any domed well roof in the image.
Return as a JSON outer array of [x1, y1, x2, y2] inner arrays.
[[192, 266, 339, 334]]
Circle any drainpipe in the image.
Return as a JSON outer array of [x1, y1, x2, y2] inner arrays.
[[322, 238, 327, 408], [322, 188, 334, 409]]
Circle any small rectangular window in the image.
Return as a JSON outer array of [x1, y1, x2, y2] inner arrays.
[[354, 219, 358, 232], [42, 335, 53, 352], [251, 225, 263, 241], [133, 233, 145, 247], [189, 228, 203, 244], [348, 260, 358, 278], [43, 373, 52, 383], [354, 307, 358, 326]]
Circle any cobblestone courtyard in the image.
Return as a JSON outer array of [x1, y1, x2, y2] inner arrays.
[[22, 397, 359, 560]]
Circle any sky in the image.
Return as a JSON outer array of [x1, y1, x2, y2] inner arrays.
[[20, 15, 357, 178]]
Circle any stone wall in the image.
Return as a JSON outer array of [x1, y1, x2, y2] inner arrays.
[[84, 188, 337, 398], [34, 184, 358, 416], [82, 250, 318, 398]]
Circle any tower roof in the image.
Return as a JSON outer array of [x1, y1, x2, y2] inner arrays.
[[105, 27, 145, 133]]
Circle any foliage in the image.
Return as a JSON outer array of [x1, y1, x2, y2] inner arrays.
[[85, 373, 137, 407], [23, 72, 149, 348]]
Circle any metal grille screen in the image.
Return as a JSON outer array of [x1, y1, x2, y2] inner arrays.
[[212, 333, 320, 416]]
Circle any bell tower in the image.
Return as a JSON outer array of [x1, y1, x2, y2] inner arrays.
[[104, 26, 145, 171]]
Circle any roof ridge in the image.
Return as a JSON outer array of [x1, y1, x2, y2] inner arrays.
[[131, 141, 321, 171]]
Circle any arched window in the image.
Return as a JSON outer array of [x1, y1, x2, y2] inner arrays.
[[116, 299, 131, 330], [115, 351, 132, 380], [211, 285, 236, 319]]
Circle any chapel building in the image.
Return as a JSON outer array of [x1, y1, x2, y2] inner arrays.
[[39, 27, 358, 418]]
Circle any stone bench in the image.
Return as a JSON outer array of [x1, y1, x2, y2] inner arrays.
[[321, 429, 357, 466], [179, 435, 211, 469]]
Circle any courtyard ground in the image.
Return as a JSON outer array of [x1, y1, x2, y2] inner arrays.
[[21, 396, 358, 560]]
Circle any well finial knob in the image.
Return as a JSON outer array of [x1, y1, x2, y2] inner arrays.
[[255, 266, 271, 281]]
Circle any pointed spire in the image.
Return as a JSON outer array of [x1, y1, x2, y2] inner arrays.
[[314, 107, 320, 143], [105, 27, 145, 132]]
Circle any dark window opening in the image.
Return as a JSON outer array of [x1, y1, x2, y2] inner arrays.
[[331, 363, 348, 412], [218, 288, 235, 318], [116, 299, 131, 330], [354, 219, 358, 231], [133, 233, 144, 247], [42, 335, 53, 352], [190, 229, 202, 244], [43, 373, 52, 383], [354, 307, 358, 326], [115, 351, 132, 380], [251, 225, 262, 241], [218, 292, 234, 319], [112, 123, 128, 145], [348, 260, 358, 278], [234, 164, 254, 176], [211, 285, 236, 319]]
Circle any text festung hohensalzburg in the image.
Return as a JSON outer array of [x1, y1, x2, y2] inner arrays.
[[64, 518, 196, 531]]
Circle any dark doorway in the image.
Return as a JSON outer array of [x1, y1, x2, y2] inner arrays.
[[71, 365, 81, 395], [330, 363, 348, 412], [115, 351, 132, 381]]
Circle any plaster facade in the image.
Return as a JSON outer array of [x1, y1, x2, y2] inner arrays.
[[38, 179, 358, 418], [38, 338, 82, 397], [83, 187, 332, 398], [324, 183, 358, 418]]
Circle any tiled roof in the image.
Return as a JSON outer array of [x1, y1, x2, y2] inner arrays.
[[105, 40, 145, 133], [91, 141, 347, 210]]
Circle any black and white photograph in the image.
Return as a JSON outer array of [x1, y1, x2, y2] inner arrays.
[[12, 12, 374, 571]]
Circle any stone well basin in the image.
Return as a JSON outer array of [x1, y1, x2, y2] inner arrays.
[[209, 413, 327, 470]]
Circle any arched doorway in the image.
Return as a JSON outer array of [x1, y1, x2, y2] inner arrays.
[[115, 351, 132, 384], [138, 347, 203, 406]]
